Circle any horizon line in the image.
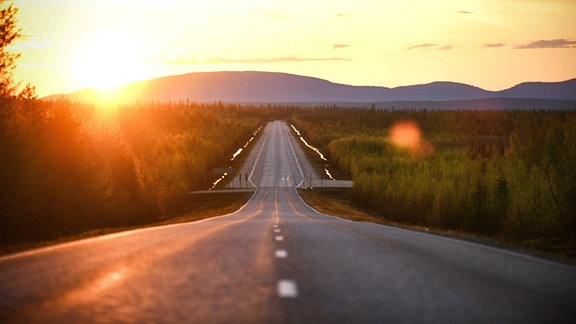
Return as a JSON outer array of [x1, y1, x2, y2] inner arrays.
[[41, 70, 576, 98]]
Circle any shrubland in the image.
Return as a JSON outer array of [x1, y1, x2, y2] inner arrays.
[[291, 108, 576, 241]]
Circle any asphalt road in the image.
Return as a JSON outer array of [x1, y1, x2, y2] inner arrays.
[[1, 121, 575, 323]]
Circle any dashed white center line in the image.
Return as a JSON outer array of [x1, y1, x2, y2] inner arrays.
[[275, 249, 288, 258], [275, 236, 284, 241], [277, 280, 298, 298], [273, 228, 281, 233]]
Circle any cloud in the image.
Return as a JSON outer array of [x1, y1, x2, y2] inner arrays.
[[8, 34, 52, 50], [151, 55, 350, 65], [483, 43, 506, 48], [405, 43, 437, 50], [405, 43, 453, 50], [333, 44, 350, 50], [229, 56, 351, 63], [19, 63, 62, 69], [456, 10, 474, 14], [515, 39, 576, 49]]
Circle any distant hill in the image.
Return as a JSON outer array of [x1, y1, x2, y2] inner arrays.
[[497, 79, 576, 100], [44, 71, 576, 107]]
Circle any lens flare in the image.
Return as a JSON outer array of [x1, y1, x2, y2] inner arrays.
[[389, 120, 434, 156], [389, 121, 422, 149]]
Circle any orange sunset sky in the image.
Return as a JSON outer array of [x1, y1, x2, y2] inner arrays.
[[9, 0, 576, 97]]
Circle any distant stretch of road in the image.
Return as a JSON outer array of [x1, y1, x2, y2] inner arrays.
[[1, 120, 575, 323]]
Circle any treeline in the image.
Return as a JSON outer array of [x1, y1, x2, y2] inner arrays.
[[291, 108, 576, 240], [2, 98, 574, 245], [0, 98, 274, 245]]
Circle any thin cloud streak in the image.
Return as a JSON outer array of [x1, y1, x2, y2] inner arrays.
[[405, 43, 437, 50], [515, 39, 576, 49], [9, 34, 53, 50], [483, 43, 506, 48], [151, 56, 351, 65], [405, 43, 453, 50], [333, 44, 350, 50]]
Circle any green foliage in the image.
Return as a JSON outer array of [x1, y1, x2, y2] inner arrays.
[[0, 99, 267, 245], [117, 102, 262, 213], [291, 108, 576, 240]]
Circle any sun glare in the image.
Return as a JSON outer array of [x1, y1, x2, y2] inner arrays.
[[73, 31, 149, 91]]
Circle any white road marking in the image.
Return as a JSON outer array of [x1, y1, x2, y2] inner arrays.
[[275, 236, 284, 241], [277, 280, 298, 298], [274, 228, 281, 233], [282, 123, 305, 187], [275, 250, 288, 258]]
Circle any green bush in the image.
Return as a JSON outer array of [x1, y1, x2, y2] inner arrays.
[[291, 108, 576, 240]]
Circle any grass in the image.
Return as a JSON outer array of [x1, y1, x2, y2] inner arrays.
[[298, 187, 576, 265], [0, 191, 253, 257]]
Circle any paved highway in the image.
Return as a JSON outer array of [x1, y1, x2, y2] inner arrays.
[[1, 121, 575, 323]]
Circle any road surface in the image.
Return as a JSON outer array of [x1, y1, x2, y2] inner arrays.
[[1, 121, 575, 323]]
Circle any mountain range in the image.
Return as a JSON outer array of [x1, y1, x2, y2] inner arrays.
[[47, 71, 576, 107]]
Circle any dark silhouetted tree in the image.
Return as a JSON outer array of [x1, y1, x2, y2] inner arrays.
[[0, 0, 20, 98]]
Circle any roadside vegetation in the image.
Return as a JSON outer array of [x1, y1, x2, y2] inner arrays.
[[2, 2, 574, 257], [0, 1, 296, 251], [290, 109, 576, 249], [0, 99, 267, 246]]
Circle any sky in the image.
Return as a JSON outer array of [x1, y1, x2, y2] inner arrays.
[[9, 0, 576, 97]]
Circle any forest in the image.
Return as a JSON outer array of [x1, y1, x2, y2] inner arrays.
[[0, 98, 285, 245], [290, 108, 576, 241], [2, 96, 575, 247]]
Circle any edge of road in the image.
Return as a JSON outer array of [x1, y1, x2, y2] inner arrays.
[[295, 187, 576, 268]]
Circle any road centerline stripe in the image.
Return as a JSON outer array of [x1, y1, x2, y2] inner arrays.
[[277, 280, 298, 298], [275, 250, 288, 258]]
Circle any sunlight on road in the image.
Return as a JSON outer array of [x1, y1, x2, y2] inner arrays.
[[57, 267, 129, 308]]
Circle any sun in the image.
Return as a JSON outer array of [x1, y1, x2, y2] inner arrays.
[[72, 31, 150, 92]]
